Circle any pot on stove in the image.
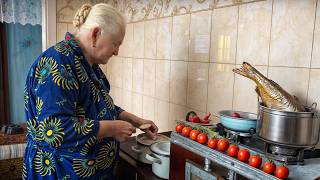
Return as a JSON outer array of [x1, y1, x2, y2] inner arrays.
[[257, 103, 320, 148], [131, 133, 170, 164], [146, 141, 170, 179]]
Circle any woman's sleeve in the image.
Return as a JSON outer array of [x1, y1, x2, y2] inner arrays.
[[33, 56, 99, 150], [114, 105, 124, 119]]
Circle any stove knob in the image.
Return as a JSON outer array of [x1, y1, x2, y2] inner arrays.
[[249, 128, 256, 135]]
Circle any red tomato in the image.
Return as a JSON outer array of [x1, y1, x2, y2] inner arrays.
[[207, 139, 218, 149], [248, 155, 262, 168], [262, 161, 276, 174], [189, 130, 200, 140], [237, 149, 250, 162], [191, 116, 200, 123], [231, 112, 241, 118], [275, 165, 289, 179], [217, 139, 229, 152], [197, 133, 208, 144], [181, 127, 192, 137], [227, 144, 239, 157], [175, 124, 184, 133]]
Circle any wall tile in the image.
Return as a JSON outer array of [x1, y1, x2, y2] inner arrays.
[[112, 57, 123, 88], [170, 61, 188, 105], [269, 0, 316, 67], [187, 62, 209, 112], [100, 64, 107, 76], [233, 65, 268, 113], [122, 58, 132, 91], [189, 10, 211, 62], [67, 23, 77, 33], [156, 60, 171, 101], [77, 0, 320, 133], [169, 103, 189, 130], [106, 56, 117, 86], [122, 90, 132, 113], [171, 14, 190, 60], [119, 23, 133, 57], [143, 59, 156, 96], [142, 95, 155, 121], [56, 0, 264, 24], [237, 0, 272, 66], [132, 92, 143, 117], [155, 100, 170, 132], [210, 6, 238, 63], [133, 21, 145, 58], [110, 87, 123, 108], [144, 20, 157, 59], [57, 23, 68, 42], [207, 63, 235, 116], [190, 0, 211, 12], [311, 0, 320, 68], [307, 69, 320, 109], [157, 17, 172, 60], [132, 58, 143, 93], [268, 67, 309, 105]]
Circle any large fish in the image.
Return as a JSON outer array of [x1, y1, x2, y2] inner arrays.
[[233, 62, 304, 112]]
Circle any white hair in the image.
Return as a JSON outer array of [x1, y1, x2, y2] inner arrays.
[[73, 3, 126, 36]]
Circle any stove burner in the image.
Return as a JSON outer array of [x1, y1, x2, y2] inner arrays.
[[216, 123, 253, 143], [265, 143, 305, 165], [269, 144, 301, 156], [225, 128, 252, 143]]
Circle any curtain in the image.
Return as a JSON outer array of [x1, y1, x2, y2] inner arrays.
[[6, 23, 42, 124], [0, 0, 42, 25]]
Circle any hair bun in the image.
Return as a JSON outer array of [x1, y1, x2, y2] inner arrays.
[[73, 4, 92, 28]]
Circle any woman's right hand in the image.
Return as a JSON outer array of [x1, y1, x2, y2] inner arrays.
[[111, 120, 136, 142], [98, 120, 136, 142]]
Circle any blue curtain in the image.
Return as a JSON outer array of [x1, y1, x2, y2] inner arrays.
[[5, 23, 42, 124]]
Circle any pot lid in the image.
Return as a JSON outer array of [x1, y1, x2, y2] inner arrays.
[[136, 133, 170, 146], [150, 141, 170, 156]]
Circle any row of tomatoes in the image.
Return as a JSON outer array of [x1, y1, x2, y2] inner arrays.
[[175, 124, 289, 179]]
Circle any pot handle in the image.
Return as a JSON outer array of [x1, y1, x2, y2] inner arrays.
[[131, 145, 143, 153], [146, 153, 162, 164]]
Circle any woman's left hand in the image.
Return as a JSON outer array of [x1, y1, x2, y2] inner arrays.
[[139, 119, 158, 140]]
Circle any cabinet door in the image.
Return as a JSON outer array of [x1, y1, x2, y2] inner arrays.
[[169, 143, 204, 180], [185, 160, 218, 180]]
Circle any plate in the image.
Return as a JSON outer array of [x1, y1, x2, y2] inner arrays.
[[176, 119, 216, 127], [136, 133, 170, 146]]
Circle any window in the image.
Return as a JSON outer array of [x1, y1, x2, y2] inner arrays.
[[0, 22, 42, 125], [0, 0, 56, 125]]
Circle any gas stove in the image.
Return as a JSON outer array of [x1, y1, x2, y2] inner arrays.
[[216, 123, 320, 165]]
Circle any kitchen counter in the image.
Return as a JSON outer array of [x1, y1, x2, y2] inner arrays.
[[170, 132, 320, 180], [115, 132, 171, 180]]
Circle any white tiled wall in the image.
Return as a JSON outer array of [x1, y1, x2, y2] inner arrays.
[[57, 0, 320, 133]]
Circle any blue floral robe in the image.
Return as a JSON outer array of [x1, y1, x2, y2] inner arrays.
[[23, 32, 124, 180]]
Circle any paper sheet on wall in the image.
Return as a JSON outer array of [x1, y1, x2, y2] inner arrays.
[[195, 35, 209, 54]]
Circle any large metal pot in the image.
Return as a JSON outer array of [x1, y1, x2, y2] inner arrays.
[[257, 103, 320, 148]]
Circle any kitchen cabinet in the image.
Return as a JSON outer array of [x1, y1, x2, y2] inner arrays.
[[170, 142, 237, 180]]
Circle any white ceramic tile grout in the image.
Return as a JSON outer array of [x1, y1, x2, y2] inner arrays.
[[266, 0, 274, 78], [307, 0, 319, 105], [231, 6, 240, 111]]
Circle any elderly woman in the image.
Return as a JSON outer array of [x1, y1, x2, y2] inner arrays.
[[23, 3, 158, 179]]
